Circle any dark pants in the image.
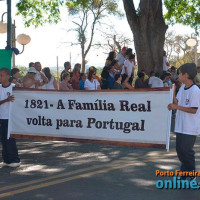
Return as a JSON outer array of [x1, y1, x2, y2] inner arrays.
[[0, 119, 20, 164], [176, 133, 196, 172]]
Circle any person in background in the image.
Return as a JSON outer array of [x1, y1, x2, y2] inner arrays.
[[0, 68, 20, 168], [194, 66, 200, 87], [121, 74, 134, 89], [22, 67, 39, 89], [132, 69, 149, 87], [125, 48, 133, 59], [60, 73, 73, 91], [100, 70, 109, 90], [121, 53, 135, 83], [29, 62, 35, 68], [88, 66, 101, 84], [170, 66, 178, 83], [105, 51, 116, 67], [116, 47, 127, 71], [10, 68, 22, 87], [163, 50, 169, 72], [113, 74, 123, 89], [107, 64, 115, 89], [161, 72, 171, 87], [148, 72, 164, 88], [72, 63, 81, 90], [79, 73, 86, 90], [134, 72, 149, 89], [42, 67, 58, 90], [85, 70, 101, 90], [60, 61, 71, 82], [34, 62, 48, 89]]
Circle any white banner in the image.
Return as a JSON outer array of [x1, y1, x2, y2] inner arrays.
[[9, 89, 173, 150]]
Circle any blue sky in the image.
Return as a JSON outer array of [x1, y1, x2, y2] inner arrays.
[[0, 0, 195, 69]]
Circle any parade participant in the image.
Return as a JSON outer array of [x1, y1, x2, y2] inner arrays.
[[85, 70, 101, 90], [43, 67, 58, 90], [168, 63, 200, 181], [0, 68, 20, 168]]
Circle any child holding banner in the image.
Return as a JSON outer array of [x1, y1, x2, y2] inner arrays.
[[168, 63, 200, 181], [0, 68, 20, 167]]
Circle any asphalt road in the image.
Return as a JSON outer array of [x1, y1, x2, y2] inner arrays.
[[0, 132, 200, 200]]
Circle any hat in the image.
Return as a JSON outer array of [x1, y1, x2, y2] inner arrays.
[[122, 47, 127, 51], [89, 66, 96, 71], [28, 67, 37, 73]]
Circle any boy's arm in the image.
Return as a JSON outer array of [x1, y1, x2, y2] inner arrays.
[[0, 95, 15, 105], [168, 104, 197, 114]]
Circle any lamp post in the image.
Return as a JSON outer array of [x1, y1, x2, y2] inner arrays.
[[186, 33, 200, 66], [0, 0, 31, 68]]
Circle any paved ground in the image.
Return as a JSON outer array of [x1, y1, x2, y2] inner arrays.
[[1, 131, 200, 200]]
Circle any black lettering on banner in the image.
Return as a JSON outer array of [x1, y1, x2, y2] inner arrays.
[[57, 100, 65, 109], [56, 119, 83, 130], [119, 100, 130, 111], [25, 100, 49, 109], [26, 116, 53, 126]]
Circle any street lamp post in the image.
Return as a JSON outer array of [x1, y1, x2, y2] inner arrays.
[[186, 33, 200, 66], [0, 0, 31, 68]]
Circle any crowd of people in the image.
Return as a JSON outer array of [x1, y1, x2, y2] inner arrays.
[[7, 47, 200, 92]]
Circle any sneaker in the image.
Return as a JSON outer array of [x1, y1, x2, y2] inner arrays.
[[0, 162, 8, 167], [7, 162, 21, 168]]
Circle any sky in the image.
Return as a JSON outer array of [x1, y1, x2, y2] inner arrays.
[[0, 0, 196, 70]]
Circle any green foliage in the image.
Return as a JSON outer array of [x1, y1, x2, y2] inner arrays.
[[16, 0, 122, 27], [16, 0, 63, 27], [164, 0, 200, 33]]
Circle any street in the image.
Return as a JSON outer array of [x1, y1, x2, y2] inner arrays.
[[0, 133, 200, 200]]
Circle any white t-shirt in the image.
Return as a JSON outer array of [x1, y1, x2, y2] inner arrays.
[[163, 56, 169, 71], [175, 84, 200, 135], [35, 71, 47, 89], [116, 53, 125, 67], [84, 79, 100, 90], [0, 83, 15, 119], [121, 59, 134, 77], [45, 76, 55, 90], [148, 76, 164, 88]]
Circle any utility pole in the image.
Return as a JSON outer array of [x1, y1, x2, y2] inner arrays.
[[6, 0, 12, 48]]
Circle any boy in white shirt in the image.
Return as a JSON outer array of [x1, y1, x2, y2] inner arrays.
[[0, 68, 20, 167], [168, 63, 200, 180]]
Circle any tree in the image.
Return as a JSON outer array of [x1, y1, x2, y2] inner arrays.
[[66, 0, 122, 72], [16, 0, 122, 73], [17, 0, 200, 73], [123, 0, 167, 74], [96, 27, 133, 54], [122, 0, 200, 74]]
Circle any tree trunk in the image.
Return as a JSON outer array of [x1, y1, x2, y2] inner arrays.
[[123, 0, 168, 75]]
